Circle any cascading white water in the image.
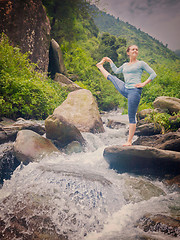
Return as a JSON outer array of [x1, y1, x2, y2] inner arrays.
[[0, 110, 179, 240]]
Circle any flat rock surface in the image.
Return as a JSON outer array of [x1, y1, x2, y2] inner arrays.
[[103, 145, 180, 177]]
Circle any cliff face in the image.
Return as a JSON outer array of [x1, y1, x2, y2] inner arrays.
[[0, 0, 51, 72]]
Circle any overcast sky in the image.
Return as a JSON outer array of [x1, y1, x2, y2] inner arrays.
[[94, 0, 180, 51]]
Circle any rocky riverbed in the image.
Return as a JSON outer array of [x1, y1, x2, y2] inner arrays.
[[0, 94, 180, 239]]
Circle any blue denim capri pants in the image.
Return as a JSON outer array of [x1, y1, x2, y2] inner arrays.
[[107, 75, 142, 124]]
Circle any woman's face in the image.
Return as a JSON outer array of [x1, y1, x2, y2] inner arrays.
[[127, 45, 138, 58]]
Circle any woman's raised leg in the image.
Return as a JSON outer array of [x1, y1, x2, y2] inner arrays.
[[96, 58, 110, 79]]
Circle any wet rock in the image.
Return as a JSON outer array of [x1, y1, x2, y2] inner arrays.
[[45, 114, 85, 148], [0, 194, 68, 240], [133, 131, 180, 152], [13, 130, 60, 164], [0, 167, 112, 240], [48, 39, 67, 78], [103, 145, 180, 177], [165, 175, 180, 188], [153, 96, 180, 114], [9, 119, 45, 135], [137, 214, 180, 237], [54, 73, 82, 91], [0, 117, 15, 126], [0, 143, 20, 185], [136, 123, 162, 136], [64, 141, 84, 155], [0, 118, 45, 144], [53, 89, 105, 133], [0, 130, 10, 144], [106, 119, 126, 129], [123, 176, 165, 203]]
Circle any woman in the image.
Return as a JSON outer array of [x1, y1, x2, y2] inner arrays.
[[96, 45, 157, 146]]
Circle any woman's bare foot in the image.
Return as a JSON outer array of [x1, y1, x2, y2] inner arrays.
[[96, 58, 105, 68], [122, 141, 132, 146]]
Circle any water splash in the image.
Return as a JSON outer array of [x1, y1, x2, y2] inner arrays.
[[0, 111, 179, 239]]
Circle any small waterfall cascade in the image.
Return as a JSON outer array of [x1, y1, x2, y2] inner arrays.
[[0, 110, 179, 240]]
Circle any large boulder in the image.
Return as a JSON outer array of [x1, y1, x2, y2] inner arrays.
[[103, 145, 180, 177], [153, 96, 180, 114], [0, 0, 51, 72], [13, 130, 59, 164], [48, 39, 67, 78], [54, 73, 82, 91], [53, 89, 105, 133], [45, 114, 85, 148]]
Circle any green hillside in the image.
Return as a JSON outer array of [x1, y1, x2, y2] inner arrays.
[[92, 6, 179, 64], [1, 1, 180, 121], [175, 49, 180, 57], [91, 5, 180, 113]]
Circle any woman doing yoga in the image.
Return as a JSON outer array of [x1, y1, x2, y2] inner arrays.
[[96, 45, 157, 146]]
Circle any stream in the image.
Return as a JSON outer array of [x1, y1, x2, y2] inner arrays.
[[0, 110, 179, 240]]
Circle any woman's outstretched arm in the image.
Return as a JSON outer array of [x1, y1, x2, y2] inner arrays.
[[103, 57, 124, 74]]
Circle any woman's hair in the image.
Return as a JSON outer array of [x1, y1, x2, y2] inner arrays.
[[126, 45, 138, 53]]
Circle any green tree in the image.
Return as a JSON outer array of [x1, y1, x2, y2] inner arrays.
[[97, 32, 127, 63], [42, 0, 99, 42], [0, 34, 68, 119]]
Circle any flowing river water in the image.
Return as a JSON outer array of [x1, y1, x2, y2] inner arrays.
[[0, 110, 179, 240]]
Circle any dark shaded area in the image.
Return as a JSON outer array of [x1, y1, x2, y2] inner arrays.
[[48, 40, 62, 79], [103, 150, 180, 178], [0, 146, 20, 186]]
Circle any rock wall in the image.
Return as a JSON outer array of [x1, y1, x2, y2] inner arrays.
[[0, 0, 51, 72]]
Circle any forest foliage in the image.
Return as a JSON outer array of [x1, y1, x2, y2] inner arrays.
[[0, 34, 68, 119], [1, 0, 180, 120]]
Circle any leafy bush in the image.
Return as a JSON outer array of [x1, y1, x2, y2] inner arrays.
[[140, 63, 180, 106], [0, 34, 68, 120], [145, 111, 180, 133], [61, 38, 124, 111]]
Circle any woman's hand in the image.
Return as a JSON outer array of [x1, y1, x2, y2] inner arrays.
[[135, 79, 152, 88], [103, 57, 113, 63], [134, 82, 145, 88]]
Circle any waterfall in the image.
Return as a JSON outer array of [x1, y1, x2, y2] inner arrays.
[[0, 110, 179, 240]]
